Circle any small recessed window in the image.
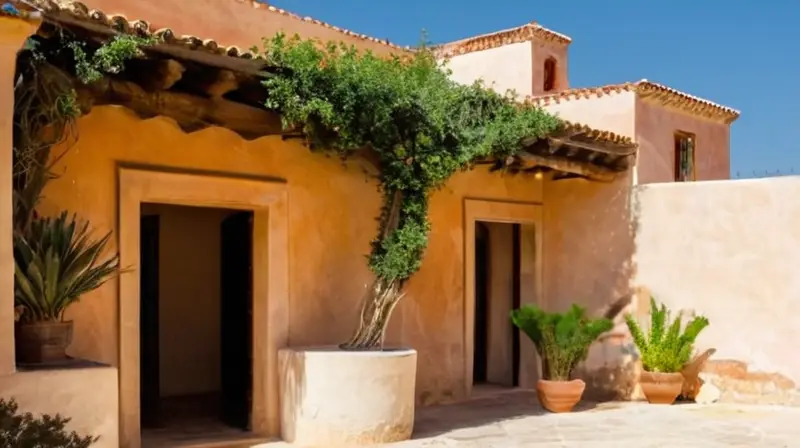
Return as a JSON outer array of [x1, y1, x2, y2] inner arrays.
[[543, 58, 557, 92], [674, 131, 696, 181]]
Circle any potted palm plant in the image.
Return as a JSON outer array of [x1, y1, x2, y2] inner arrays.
[[14, 211, 122, 364], [625, 297, 710, 405], [511, 304, 613, 413]]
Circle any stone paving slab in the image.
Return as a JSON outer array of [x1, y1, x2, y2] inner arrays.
[[392, 391, 800, 448], [262, 391, 800, 447]]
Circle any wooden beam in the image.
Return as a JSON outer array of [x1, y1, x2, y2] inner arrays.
[[76, 76, 283, 139], [549, 136, 637, 156], [204, 70, 240, 99], [143, 59, 185, 91], [516, 151, 618, 182], [173, 66, 244, 99]]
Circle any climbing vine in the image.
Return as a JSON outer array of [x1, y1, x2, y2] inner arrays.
[[261, 34, 563, 349], [13, 32, 153, 233]]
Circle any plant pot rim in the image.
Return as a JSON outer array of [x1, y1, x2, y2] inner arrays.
[[280, 345, 416, 357], [16, 320, 73, 327], [538, 378, 586, 384]]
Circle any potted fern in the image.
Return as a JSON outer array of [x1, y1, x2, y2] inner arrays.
[[14, 212, 122, 364], [625, 297, 710, 404], [511, 304, 613, 413]]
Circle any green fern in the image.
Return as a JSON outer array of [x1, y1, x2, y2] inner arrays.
[[511, 304, 613, 381], [624, 297, 709, 373]]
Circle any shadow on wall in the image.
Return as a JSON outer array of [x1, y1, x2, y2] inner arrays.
[[573, 292, 642, 402], [543, 173, 639, 402]]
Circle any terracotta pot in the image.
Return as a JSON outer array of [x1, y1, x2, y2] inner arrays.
[[15, 320, 74, 364], [536, 379, 586, 413], [639, 371, 683, 404]]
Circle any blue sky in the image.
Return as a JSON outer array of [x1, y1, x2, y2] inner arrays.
[[270, 0, 799, 177]]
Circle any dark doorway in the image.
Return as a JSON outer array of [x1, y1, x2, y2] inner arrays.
[[472, 221, 521, 389], [473, 222, 490, 385], [139, 204, 255, 445], [140, 215, 161, 429], [219, 211, 254, 430]]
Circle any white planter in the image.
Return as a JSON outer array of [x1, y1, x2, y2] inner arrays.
[[278, 346, 417, 446]]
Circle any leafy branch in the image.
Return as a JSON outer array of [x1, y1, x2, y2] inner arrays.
[[14, 32, 154, 234], [260, 34, 563, 349]]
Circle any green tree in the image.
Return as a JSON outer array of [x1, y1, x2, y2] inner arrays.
[[261, 34, 564, 350]]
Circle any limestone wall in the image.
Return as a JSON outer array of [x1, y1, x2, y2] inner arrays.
[[633, 177, 800, 404]]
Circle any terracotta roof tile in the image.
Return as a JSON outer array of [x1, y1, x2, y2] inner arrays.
[[435, 21, 571, 58], [258, 3, 410, 52], [525, 80, 740, 125], [559, 121, 635, 147], [19, 0, 411, 60]]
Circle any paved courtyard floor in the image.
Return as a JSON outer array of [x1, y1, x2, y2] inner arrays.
[[260, 390, 800, 448], [388, 390, 800, 448]]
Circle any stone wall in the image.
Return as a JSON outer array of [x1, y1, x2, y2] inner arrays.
[[632, 177, 800, 404]]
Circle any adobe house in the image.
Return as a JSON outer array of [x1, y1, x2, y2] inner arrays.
[[0, 1, 738, 447]]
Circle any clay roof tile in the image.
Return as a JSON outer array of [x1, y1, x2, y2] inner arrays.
[[525, 80, 740, 125]]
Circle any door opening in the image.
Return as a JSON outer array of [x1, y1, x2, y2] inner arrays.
[[473, 222, 489, 385], [139, 204, 254, 445], [472, 221, 521, 391]]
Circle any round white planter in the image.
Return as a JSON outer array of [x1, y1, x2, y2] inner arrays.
[[278, 346, 417, 446]]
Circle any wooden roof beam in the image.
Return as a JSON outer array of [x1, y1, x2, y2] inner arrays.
[[548, 136, 637, 156], [75, 74, 282, 139], [516, 151, 619, 182], [141, 59, 185, 91]]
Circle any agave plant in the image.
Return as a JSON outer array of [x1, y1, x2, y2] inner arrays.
[[624, 297, 710, 373], [13, 212, 121, 323], [511, 304, 613, 381]]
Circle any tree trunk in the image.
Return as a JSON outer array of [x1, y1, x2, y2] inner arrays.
[[339, 278, 404, 350], [340, 188, 405, 351]]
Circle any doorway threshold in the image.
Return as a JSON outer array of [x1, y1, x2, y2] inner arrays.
[[471, 384, 523, 400], [141, 432, 274, 448]]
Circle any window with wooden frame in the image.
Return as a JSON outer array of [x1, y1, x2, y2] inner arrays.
[[543, 57, 557, 92], [674, 131, 696, 181]]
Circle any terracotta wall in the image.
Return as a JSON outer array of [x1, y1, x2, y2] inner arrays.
[[40, 106, 548, 405], [634, 177, 800, 388], [445, 42, 534, 97], [76, 0, 402, 57], [530, 39, 569, 95], [140, 204, 229, 397], [541, 93, 731, 184], [543, 173, 635, 313], [540, 91, 636, 308], [541, 92, 640, 399], [635, 98, 731, 183]]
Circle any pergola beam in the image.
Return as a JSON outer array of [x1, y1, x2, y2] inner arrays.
[[516, 152, 618, 182], [74, 74, 282, 139]]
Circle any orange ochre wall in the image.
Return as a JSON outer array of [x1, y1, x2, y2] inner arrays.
[[42, 106, 634, 405], [41, 106, 549, 405]]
